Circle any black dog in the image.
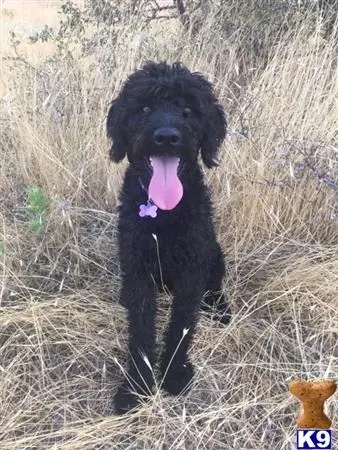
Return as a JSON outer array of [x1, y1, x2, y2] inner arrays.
[[107, 62, 230, 414]]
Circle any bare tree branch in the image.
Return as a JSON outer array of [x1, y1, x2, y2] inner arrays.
[[174, 0, 189, 26]]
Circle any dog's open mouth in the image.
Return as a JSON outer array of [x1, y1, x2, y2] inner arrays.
[[148, 156, 183, 210]]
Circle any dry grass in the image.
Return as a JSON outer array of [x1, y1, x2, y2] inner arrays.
[[0, 3, 338, 449]]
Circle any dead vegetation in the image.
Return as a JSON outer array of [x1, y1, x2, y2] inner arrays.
[[0, 1, 337, 448]]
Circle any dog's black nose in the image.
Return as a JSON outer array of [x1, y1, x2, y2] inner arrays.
[[153, 127, 182, 146]]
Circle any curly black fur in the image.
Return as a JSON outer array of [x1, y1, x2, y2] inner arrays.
[[107, 62, 231, 414]]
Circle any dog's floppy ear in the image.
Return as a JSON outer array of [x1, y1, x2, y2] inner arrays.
[[200, 102, 227, 168], [106, 99, 127, 163]]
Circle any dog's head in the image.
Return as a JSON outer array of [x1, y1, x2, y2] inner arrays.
[[107, 62, 226, 210]]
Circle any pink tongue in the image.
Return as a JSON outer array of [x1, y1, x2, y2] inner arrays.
[[149, 156, 183, 210]]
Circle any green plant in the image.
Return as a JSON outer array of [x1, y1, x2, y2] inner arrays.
[[29, 25, 55, 44], [25, 186, 51, 232]]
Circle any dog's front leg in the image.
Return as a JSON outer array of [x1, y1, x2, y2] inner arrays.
[[114, 272, 157, 414], [160, 278, 203, 396]]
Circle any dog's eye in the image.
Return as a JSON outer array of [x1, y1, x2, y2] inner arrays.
[[143, 106, 151, 114], [183, 107, 192, 118]]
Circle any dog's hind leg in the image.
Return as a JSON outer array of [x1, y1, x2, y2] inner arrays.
[[160, 276, 204, 396], [201, 244, 231, 325], [114, 272, 157, 414]]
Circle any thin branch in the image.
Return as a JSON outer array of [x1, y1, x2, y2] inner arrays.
[[174, 0, 190, 26]]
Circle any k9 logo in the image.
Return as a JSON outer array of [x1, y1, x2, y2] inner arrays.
[[296, 429, 332, 449]]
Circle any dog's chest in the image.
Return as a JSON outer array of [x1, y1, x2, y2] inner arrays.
[[140, 219, 209, 283]]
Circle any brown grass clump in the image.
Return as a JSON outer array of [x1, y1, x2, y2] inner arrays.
[[0, 2, 337, 449]]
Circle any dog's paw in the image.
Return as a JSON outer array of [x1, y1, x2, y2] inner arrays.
[[114, 384, 140, 414], [161, 361, 194, 396]]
